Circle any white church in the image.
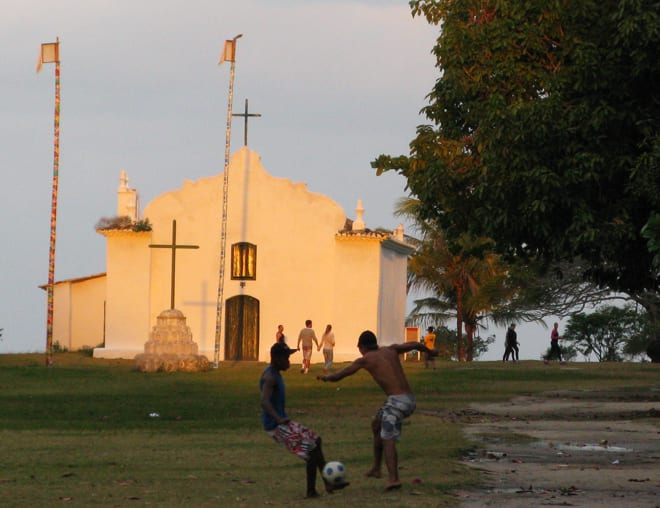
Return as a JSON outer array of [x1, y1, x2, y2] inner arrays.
[[49, 146, 414, 364]]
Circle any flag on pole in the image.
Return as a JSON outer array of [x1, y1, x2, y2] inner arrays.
[[37, 40, 59, 73], [218, 39, 236, 65]]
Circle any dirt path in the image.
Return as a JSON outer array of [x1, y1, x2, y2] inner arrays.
[[449, 387, 660, 507]]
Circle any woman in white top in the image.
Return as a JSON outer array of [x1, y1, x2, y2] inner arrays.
[[319, 324, 335, 373]]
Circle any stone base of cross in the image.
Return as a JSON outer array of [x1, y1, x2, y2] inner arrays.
[[135, 308, 209, 372]]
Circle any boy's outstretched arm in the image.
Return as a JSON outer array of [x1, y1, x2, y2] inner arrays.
[[317, 358, 364, 382], [391, 341, 438, 357]]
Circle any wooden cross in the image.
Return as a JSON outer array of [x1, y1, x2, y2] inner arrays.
[[149, 220, 199, 309], [232, 98, 261, 146]]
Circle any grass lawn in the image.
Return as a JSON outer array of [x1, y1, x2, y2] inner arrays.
[[0, 353, 657, 507]]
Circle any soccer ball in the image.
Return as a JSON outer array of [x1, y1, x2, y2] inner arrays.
[[322, 461, 347, 485]]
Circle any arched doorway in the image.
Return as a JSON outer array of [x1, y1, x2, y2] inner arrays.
[[224, 295, 259, 361]]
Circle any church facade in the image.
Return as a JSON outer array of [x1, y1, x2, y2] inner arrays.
[[49, 147, 413, 363]]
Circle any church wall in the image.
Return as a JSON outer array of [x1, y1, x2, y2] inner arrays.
[[93, 148, 411, 364], [95, 231, 151, 358], [51, 282, 72, 351], [140, 148, 350, 363], [222, 150, 347, 362], [69, 276, 106, 351], [144, 184, 221, 340], [332, 237, 382, 361], [51, 275, 106, 352], [377, 247, 409, 346]]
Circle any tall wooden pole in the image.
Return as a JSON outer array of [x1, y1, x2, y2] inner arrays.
[[215, 34, 242, 368], [40, 38, 61, 367]]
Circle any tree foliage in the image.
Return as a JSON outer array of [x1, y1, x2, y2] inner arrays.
[[641, 212, 660, 268], [563, 305, 648, 361], [398, 197, 632, 359], [542, 341, 579, 362], [397, 198, 511, 360], [374, 1, 659, 325], [430, 325, 495, 361]]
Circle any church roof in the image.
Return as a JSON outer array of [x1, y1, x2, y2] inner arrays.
[[39, 272, 106, 290], [337, 218, 390, 239], [336, 219, 414, 254]]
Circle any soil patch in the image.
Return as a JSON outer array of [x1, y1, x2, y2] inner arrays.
[[447, 387, 660, 507]]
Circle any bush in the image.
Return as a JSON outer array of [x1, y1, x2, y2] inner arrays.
[[95, 216, 152, 232], [77, 345, 95, 357], [52, 341, 68, 353]]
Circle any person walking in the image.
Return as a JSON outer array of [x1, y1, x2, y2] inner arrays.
[[275, 324, 286, 344], [297, 319, 320, 374], [317, 330, 438, 491], [545, 322, 564, 363], [319, 324, 335, 372], [503, 324, 519, 362], [260, 342, 348, 498], [422, 326, 437, 369]]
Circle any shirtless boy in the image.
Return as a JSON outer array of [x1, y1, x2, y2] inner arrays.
[[317, 330, 437, 491]]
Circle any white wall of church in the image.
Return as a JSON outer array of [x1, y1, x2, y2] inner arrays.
[[52, 282, 72, 351], [377, 246, 409, 346], [140, 148, 361, 363], [96, 231, 151, 357], [68, 276, 106, 351], [51, 275, 106, 352], [93, 148, 411, 364], [332, 237, 382, 360]]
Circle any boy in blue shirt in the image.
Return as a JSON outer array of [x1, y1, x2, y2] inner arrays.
[[260, 342, 348, 498]]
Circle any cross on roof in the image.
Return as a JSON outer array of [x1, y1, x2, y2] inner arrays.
[[149, 220, 199, 310], [232, 98, 261, 146]]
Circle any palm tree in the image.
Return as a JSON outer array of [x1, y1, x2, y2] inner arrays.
[[397, 198, 508, 361]]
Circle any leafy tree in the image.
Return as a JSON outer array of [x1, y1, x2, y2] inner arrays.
[[399, 198, 624, 360], [397, 198, 509, 360], [563, 305, 647, 361], [431, 325, 495, 361], [542, 342, 579, 363], [406, 295, 455, 333], [622, 309, 660, 359], [642, 212, 660, 269], [470, 332, 496, 360], [374, 1, 659, 334]]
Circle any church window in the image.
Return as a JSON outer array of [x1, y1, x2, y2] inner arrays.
[[231, 242, 256, 280]]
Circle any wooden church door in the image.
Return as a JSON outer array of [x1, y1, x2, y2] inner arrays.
[[224, 295, 259, 361]]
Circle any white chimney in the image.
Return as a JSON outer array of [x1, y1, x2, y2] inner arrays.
[[352, 199, 365, 231], [117, 169, 139, 221]]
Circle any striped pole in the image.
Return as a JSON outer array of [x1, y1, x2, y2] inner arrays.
[[39, 38, 61, 367], [214, 34, 242, 368]]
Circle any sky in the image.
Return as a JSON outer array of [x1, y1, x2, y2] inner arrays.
[[0, 0, 556, 360]]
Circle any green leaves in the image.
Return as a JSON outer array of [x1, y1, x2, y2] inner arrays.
[[564, 305, 648, 361], [375, 0, 660, 307]]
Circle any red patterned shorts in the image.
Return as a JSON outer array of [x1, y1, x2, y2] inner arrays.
[[268, 420, 319, 461]]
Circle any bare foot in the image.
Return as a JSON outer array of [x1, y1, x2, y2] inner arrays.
[[384, 481, 402, 491], [364, 468, 382, 478], [324, 480, 349, 493]]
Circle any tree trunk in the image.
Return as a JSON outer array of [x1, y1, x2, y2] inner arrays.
[[465, 323, 475, 361], [456, 285, 465, 361]]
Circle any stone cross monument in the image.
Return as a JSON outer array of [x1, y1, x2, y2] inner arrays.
[[135, 220, 209, 372]]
